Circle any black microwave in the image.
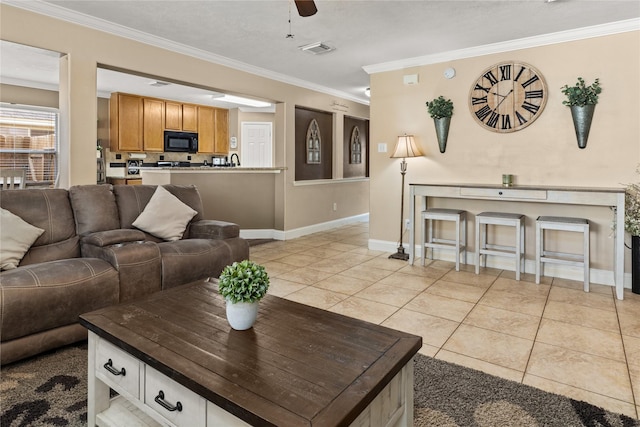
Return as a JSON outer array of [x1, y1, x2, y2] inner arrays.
[[164, 131, 198, 153]]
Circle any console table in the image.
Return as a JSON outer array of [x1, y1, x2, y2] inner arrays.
[[408, 183, 626, 299]]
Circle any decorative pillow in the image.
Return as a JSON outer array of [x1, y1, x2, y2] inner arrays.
[[132, 186, 197, 241], [0, 208, 45, 270]]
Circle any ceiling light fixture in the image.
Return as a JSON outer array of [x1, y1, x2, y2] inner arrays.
[[211, 94, 271, 108], [299, 42, 334, 55]]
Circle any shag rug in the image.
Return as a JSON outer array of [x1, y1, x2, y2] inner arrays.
[[2, 342, 638, 427]]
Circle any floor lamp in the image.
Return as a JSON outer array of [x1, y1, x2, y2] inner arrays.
[[389, 134, 423, 260]]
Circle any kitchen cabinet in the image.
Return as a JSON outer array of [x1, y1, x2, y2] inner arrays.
[[110, 93, 143, 152], [197, 106, 215, 154], [182, 104, 198, 132], [143, 98, 164, 152], [108, 177, 142, 185], [214, 108, 229, 154], [165, 101, 198, 132]]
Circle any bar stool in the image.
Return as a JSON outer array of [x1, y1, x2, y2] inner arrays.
[[536, 216, 590, 291], [421, 208, 467, 271], [475, 212, 525, 280]]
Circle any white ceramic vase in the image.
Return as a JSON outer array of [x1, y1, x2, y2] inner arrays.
[[225, 299, 259, 330]]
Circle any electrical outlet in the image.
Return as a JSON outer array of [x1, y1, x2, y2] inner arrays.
[[377, 143, 387, 153], [404, 219, 411, 230], [333, 202, 337, 211]]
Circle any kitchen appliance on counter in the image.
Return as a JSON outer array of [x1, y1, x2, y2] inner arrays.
[[164, 131, 198, 153], [211, 156, 228, 167], [127, 159, 142, 175], [157, 161, 192, 168]]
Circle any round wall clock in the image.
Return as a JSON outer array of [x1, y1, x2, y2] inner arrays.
[[469, 61, 547, 133]]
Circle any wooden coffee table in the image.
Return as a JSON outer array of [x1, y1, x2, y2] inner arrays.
[[80, 280, 422, 426]]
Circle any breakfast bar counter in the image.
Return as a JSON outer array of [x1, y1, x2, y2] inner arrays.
[[409, 183, 626, 299]]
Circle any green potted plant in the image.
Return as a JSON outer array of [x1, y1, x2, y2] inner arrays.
[[560, 77, 602, 149], [218, 260, 270, 330], [626, 169, 640, 294], [426, 96, 454, 153]]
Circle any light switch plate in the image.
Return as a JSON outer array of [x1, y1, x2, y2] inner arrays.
[[378, 143, 387, 153]]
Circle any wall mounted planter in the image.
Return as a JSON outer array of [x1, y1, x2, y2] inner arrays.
[[570, 104, 596, 149], [433, 117, 451, 154]]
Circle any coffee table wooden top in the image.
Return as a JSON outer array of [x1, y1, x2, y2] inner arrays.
[[80, 280, 422, 427]]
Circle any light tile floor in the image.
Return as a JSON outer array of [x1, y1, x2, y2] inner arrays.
[[250, 221, 640, 418]]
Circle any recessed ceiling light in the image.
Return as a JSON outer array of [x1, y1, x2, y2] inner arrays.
[[299, 42, 334, 55], [211, 94, 271, 108]]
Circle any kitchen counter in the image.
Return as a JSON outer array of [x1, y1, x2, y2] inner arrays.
[[140, 167, 285, 231], [141, 166, 285, 172]]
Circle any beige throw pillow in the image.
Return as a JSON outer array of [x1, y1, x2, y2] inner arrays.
[[1, 208, 45, 270], [132, 186, 197, 241]]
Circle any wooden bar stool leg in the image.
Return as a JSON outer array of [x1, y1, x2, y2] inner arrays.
[[584, 224, 590, 292], [455, 215, 461, 271], [515, 220, 521, 281], [421, 215, 427, 266], [535, 221, 542, 284], [475, 218, 481, 274], [462, 213, 467, 266]]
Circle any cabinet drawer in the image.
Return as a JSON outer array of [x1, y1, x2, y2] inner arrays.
[[460, 187, 547, 200], [95, 338, 140, 399], [144, 366, 206, 427], [207, 401, 252, 426]]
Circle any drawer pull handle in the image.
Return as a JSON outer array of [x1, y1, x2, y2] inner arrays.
[[103, 359, 126, 376], [498, 191, 503, 195], [155, 390, 183, 412]]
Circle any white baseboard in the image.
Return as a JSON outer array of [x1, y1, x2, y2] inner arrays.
[[368, 239, 631, 289], [239, 213, 369, 241]]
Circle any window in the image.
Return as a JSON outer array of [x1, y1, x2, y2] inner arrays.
[[0, 105, 58, 187]]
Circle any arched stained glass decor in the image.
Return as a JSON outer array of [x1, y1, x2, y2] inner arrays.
[[350, 126, 362, 164], [306, 119, 321, 164]]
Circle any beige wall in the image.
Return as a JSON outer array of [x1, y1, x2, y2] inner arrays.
[[0, 4, 369, 233], [0, 84, 58, 108], [369, 31, 640, 275]]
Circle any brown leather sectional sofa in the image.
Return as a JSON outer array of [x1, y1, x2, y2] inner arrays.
[[0, 184, 249, 364]]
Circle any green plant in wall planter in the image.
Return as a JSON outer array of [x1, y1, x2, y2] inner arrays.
[[218, 260, 270, 330], [561, 77, 602, 149], [426, 96, 454, 153]]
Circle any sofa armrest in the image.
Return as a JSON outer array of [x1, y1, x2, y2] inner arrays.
[[82, 229, 147, 247], [81, 240, 162, 302], [189, 220, 240, 240]]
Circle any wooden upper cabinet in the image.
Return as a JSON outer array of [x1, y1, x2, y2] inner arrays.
[[182, 104, 198, 132], [143, 98, 164, 152], [197, 106, 215, 154], [164, 101, 182, 131], [165, 101, 197, 132], [110, 93, 143, 152], [214, 108, 229, 154]]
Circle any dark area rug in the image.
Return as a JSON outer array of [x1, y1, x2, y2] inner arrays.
[[1, 343, 638, 426]]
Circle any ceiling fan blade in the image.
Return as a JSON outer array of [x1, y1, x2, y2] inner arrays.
[[294, 0, 317, 17]]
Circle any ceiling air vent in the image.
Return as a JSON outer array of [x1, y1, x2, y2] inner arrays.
[[149, 80, 171, 87], [299, 42, 334, 55]]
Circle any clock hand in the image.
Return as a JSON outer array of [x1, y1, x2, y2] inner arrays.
[[493, 89, 514, 111]]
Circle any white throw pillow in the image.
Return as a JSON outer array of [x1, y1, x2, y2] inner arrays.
[[0, 208, 45, 270], [132, 186, 197, 241]]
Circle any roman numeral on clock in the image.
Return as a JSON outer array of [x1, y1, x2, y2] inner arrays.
[[474, 83, 490, 94], [525, 90, 544, 99], [483, 70, 498, 86], [501, 114, 512, 130], [521, 75, 540, 88], [521, 101, 540, 114], [472, 96, 488, 105], [475, 105, 492, 121], [515, 111, 528, 125], [486, 111, 499, 128], [499, 65, 511, 81]]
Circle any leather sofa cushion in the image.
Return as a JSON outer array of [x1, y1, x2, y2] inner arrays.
[[0, 258, 119, 341], [159, 239, 236, 290], [69, 184, 120, 235], [0, 189, 79, 264], [114, 185, 204, 231]]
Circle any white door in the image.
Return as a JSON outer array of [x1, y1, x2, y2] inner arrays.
[[241, 122, 272, 167]]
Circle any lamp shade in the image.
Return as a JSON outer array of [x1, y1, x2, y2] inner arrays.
[[391, 134, 423, 159]]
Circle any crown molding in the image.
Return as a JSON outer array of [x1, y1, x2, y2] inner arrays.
[[363, 18, 640, 75], [3, 0, 370, 105]]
